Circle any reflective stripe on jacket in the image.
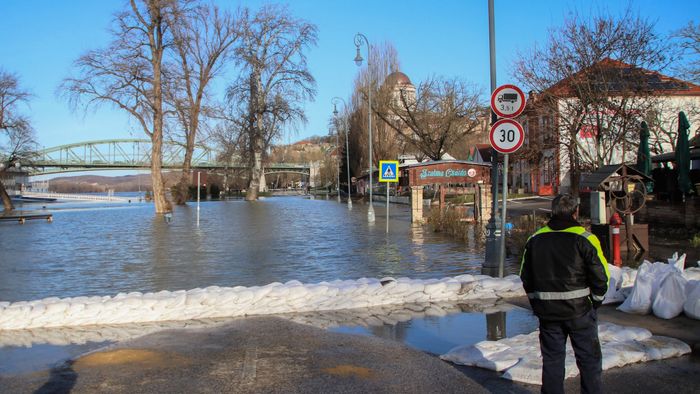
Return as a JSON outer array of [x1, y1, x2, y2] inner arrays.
[[519, 218, 609, 321]]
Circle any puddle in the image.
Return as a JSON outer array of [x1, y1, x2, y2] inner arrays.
[[0, 341, 112, 376], [324, 302, 538, 355]]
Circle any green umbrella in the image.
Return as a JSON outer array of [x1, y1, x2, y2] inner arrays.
[[636, 121, 652, 192], [675, 111, 694, 196]]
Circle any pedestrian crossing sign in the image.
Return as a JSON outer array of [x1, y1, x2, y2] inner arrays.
[[379, 160, 399, 183]]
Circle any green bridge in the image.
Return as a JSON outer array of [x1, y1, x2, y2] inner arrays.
[[25, 139, 310, 177]]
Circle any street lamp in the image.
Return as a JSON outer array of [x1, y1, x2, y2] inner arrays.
[[354, 32, 374, 222], [333, 97, 352, 208], [328, 124, 341, 203]]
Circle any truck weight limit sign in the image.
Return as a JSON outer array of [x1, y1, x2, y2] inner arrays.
[[490, 84, 526, 118], [489, 119, 525, 154]]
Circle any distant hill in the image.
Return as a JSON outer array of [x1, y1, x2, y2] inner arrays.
[[48, 173, 180, 193]]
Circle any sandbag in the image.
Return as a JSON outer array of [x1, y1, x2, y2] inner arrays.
[[603, 265, 624, 304], [617, 266, 653, 314], [683, 280, 700, 320], [651, 272, 687, 319], [668, 252, 686, 272]]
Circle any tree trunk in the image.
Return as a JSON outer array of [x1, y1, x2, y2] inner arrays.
[[150, 131, 172, 213], [246, 140, 263, 201], [0, 182, 14, 211], [175, 110, 200, 205], [174, 143, 194, 205]]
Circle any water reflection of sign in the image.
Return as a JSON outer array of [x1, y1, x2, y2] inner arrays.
[[467, 168, 477, 177], [419, 168, 468, 179]]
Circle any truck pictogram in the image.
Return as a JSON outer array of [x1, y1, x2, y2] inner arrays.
[[498, 93, 518, 103]]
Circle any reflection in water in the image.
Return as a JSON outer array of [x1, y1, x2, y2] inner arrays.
[[486, 311, 507, 341], [323, 301, 537, 356], [0, 197, 521, 302]]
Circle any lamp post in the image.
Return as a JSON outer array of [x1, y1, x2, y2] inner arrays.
[[354, 32, 375, 222], [328, 125, 341, 202], [333, 97, 352, 208]]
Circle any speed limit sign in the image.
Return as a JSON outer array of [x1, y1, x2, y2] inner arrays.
[[489, 119, 525, 154]]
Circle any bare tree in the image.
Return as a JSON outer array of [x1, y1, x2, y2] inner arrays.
[[62, 0, 175, 214], [227, 4, 317, 201], [166, 3, 244, 204], [349, 42, 403, 167], [375, 76, 485, 161], [513, 9, 673, 194], [674, 22, 700, 83], [0, 70, 37, 211]]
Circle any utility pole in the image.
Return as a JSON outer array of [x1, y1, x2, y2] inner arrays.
[[483, 0, 503, 276]]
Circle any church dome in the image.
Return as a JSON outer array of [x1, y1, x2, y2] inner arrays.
[[384, 71, 413, 87]]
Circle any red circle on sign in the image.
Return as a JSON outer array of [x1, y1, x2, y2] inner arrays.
[[490, 84, 526, 118], [489, 119, 525, 154]]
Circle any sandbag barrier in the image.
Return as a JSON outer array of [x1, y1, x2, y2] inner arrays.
[[441, 322, 691, 385], [0, 300, 517, 348], [606, 253, 700, 320], [0, 274, 525, 330]]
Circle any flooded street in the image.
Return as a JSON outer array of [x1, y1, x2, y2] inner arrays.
[[0, 196, 519, 302], [0, 196, 530, 377]]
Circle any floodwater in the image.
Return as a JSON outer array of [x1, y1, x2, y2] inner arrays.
[[0, 196, 530, 377], [0, 196, 519, 302]]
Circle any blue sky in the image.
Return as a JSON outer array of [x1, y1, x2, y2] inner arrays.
[[1, 0, 698, 151]]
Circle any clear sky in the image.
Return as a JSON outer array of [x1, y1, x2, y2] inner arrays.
[[1, 0, 698, 151]]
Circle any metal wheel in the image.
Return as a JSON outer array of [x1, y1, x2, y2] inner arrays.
[[609, 175, 648, 215]]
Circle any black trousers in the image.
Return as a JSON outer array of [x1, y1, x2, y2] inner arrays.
[[538, 308, 602, 394]]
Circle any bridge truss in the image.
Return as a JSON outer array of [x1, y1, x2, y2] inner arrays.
[[27, 139, 310, 177]]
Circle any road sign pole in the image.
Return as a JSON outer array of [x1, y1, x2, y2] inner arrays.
[[484, 0, 501, 276], [499, 154, 508, 278], [386, 184, 389, 233], [378, 160, 399, 234]]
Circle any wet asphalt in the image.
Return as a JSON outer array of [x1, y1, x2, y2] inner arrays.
[[1, 302, 699, 393]]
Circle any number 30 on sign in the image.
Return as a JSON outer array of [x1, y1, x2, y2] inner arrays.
[[489, 119, 525, 154]]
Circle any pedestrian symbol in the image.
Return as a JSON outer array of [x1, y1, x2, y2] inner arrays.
[[383, 166, 394, 178], [379, 160, 399, 183]]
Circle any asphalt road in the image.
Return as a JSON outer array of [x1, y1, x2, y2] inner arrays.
[[1, 311, 698, 393]]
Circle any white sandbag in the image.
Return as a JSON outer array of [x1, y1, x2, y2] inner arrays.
[[620, 267, 638, 288], [651, 272, 687, 319], [668, 252, 686, 272], [617, 268, 653, 314], [683, 280, 700, 320], [638, 336, 691, 360], [683, 267, 700, 281], [603, 265, 624, 304], [598, 322, 651, 342], [650, 262, 676, 300]]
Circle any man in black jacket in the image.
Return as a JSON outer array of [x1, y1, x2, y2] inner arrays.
[[520, 194, 609, 394]]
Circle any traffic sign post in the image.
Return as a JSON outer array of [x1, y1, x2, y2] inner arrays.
[[379, 160, 399, 234], [488, 85, 526, 277]]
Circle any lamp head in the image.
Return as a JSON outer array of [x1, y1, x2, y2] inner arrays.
[[333, 103, 338, 117], [354, 46, 363, 67]]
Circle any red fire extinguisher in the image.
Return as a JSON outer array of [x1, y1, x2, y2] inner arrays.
[[610, 212, 622, 267]]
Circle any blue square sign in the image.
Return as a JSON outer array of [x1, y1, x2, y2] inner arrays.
[[379, 160, 399, 183]]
